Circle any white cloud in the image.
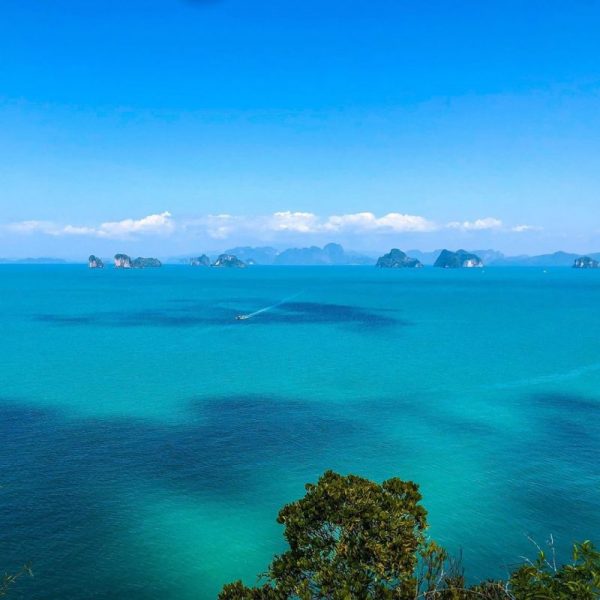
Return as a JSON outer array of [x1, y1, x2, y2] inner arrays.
[[61, 225, 99, 236], [446, 217, 503, 231], [184, 211, 437, 239], [5, 212, 174, 239], [5, 211, 541, 242], [324, 212, 437, 233], [95, 211, 174, 238], [204, 214, 239, 239], [269, 211, 320, 233], [512, 224, 542, 233], [6, 220, 95, 236], [7, 220, 54, 234]]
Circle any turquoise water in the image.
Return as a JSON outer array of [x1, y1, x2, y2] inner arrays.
[[1, 265, 599, 598]]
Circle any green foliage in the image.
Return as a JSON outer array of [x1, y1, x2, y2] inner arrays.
[[509, 540, 600, 599], [219, 471, 600, 600], [219, 580, 281, 599], [220, 470, 427, 599], [0, 564, 32, 597]]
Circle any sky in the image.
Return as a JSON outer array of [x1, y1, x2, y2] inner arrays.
[[1, 0, 600, 258]]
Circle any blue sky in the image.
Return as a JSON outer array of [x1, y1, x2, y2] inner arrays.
[[1, 0, 600, 257]]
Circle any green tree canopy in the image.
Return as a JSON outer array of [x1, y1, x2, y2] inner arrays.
[[219, 471, 600, 600], [220, 470, 427, 599], [1, 564, 32, 598], [509, 540, 600, 599]]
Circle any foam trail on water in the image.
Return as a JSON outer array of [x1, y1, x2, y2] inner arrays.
[[420, 361, 600, 397], [244, 292, 303, 319], [491, 361, 600, 390]]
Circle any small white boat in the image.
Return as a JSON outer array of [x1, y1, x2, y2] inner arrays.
[[235, 314, 250, 320]]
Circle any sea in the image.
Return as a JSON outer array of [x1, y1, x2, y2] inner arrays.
[[1, 264, 599, 598]]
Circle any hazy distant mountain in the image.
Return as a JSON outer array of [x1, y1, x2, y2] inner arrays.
[[404, 250, 440, 265], [490, 251, 595, 267], [171, 244, 373, 266], [274, 243, 373, 266], [0, 257, 67, 264], [469, 249, 506, 264], [223, 246, 278, 265]]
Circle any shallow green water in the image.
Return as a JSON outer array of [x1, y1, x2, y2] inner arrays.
[[1, 265, 599, 598]]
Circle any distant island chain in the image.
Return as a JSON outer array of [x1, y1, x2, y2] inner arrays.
[[88, 253, 248, 269], [87, 248, 600, 270]]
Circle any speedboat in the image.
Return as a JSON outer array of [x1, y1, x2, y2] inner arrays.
[[235, 314, 250, 320]]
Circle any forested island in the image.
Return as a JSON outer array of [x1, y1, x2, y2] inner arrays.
[[376, 249, 423, 268], [211, 254, 247, 268], [88, 255, 104, 269], [434, 249, 484, 268], [113, 254, 162, 268], [573, 256, 600, 269]]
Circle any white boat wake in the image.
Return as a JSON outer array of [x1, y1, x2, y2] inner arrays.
[[237, 292, 303, 320]]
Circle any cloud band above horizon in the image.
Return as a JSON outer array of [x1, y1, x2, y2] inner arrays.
[[2, 210, 540, 242]]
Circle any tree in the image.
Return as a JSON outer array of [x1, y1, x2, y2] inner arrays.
[[219, 471, 600, 599], [1, 564, 32, 598], [509, 540, 600, 599], [220, 470, 428, 599]]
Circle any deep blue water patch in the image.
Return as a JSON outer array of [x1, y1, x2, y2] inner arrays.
[[35, 314, 96, 325], [346, 391, 600, 578], [262, 301, 400, 327], [0, 396, 364, 599], [354, 394, 499, 439], [33, 300, 403, 330], [481, 392, 600, 550]]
